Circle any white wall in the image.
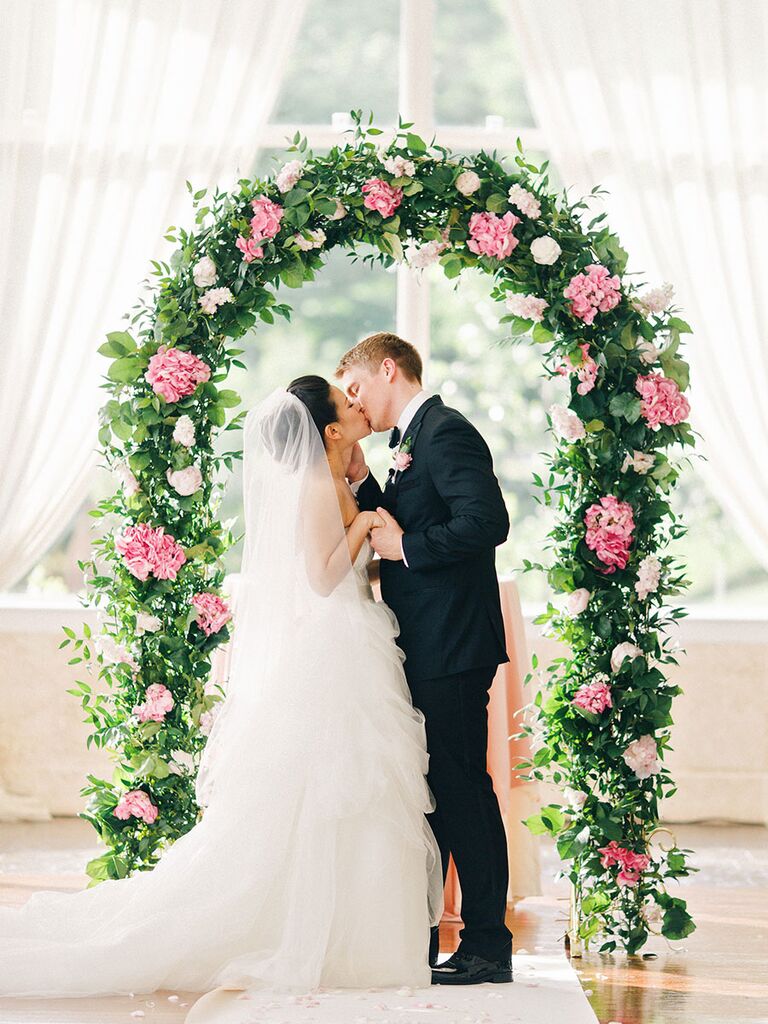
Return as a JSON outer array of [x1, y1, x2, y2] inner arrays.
[[0, 595, 766, 824]]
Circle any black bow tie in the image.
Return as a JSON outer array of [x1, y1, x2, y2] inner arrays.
[[388, 426, 401, 449]]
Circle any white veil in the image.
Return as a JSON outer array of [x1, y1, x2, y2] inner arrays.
[[0, 387, 443, 998]]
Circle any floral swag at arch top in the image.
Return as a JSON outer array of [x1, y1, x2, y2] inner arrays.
[[60, 110, 697, 953]]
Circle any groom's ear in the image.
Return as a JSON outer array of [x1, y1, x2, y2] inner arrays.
[[381, 357, 397, 382]]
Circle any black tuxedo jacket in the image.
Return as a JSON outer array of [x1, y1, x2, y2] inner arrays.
[[356, 396, 510, 683]]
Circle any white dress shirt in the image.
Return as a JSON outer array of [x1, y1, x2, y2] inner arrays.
[[350, 390, 432, 567]]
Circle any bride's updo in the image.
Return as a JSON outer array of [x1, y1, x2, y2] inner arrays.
[[286, 376, 337, 446]]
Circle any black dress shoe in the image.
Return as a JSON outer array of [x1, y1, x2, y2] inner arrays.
[[431, 949, 513, 985], [428, 925, 440, 967]]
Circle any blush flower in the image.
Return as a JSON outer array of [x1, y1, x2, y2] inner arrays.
[[549, 404, 586, 443], [505, 292, 549, 322], [455, 170, 481, 195], [113, 789, 158, 824], [610, 641, 644, 673], [115, 523, 187, 582], [598, 841, 650, 887], [198, 287, 233, 315], [622, 734, 662, 779], [556, 342, 598, 396], [275, 159, 304, 193], [564, 264, 622, 325], [572, 675, 613, 715], [361, 177, 403, 218], [133, 682, 175, 723], [144, 346, 211, 403], [584, 495, 635, 574], [192, 256, 218, 288], [191, 592, 232, 636], [507, 183, 541, 219], [635, 554, 662, 600], [635, 372, 691, 429], [467, 211, 521, 260]]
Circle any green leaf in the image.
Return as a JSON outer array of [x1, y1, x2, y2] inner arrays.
[[667, 317, 693, 334], [532, 323, 555, 344], [207, 404, 226, 427], [486, 193, 509, 213], [406, 132, 427, 153], [216, 389, 241, 408], [107, 356, 143, 384]]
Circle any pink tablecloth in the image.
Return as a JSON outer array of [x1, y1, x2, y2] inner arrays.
[[210, 575, 542, 919]]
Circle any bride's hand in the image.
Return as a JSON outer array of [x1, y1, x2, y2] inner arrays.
[[356, 510, 384, 533]]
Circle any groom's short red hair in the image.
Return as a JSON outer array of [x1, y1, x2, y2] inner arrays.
[[335, 332, 423, 384]]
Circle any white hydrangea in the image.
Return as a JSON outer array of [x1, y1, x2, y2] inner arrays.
[[198, 287, 233, 315], [382, 153, 416, 179], [507, 183, 541, 219], [548, 404, 586, 443], [635, 554, 662, 600], [633, 282, 674, 316], [95, 634, 139, 671]]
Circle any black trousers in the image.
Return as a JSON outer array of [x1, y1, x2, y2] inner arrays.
[[409, 665, 513, 962]]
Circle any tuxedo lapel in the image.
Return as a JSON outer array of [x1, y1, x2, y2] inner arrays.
[[384, 395, 443, 492]]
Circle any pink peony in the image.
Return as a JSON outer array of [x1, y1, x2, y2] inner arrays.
[[113, 789, 158, 824], [235, 235, 264, 262], [565, 588, 591, 617], [133, 682, 175, 723], [115, 523, 187, 582], [564, 264, 622, 325], [572, 676, 613, 715], [635, 372, 691, 429], [598, 840, 650, 887], [467, 210, 521, 260], [584, 494, 635, 574], [145, 346, 211, 404], [192, 592, 232, 636], [249, 194, 284, 241], [623, 734, 662, 779], [166, 465, 203, 496], [361, 177, 403, 218], [610, 641, 644, 673]]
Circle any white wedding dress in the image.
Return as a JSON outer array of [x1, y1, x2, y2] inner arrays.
[[0, 390, 443, 999]]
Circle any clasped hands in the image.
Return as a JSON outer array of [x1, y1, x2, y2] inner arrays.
[[348, 443, 404, 562]]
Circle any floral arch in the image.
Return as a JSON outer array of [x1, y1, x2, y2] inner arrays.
[[61, 110, 696, 952]]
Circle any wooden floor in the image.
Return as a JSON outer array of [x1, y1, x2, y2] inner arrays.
[[1, 819, 767, 1024]]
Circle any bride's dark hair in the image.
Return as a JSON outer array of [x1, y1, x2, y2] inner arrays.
[[286, 375, 337, 446]]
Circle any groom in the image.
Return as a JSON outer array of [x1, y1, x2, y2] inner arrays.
[[336, 332, 514, 985]]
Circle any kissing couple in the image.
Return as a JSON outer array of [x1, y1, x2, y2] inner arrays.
[[0, 332, 513, 1004]]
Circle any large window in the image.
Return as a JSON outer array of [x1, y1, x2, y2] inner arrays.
[[14, 0, 768, 610]]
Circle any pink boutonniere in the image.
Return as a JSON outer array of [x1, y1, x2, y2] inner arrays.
[[392, 435, 413, 473]]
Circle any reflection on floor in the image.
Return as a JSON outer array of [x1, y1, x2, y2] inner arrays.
[[0, 820, 766, 1023]]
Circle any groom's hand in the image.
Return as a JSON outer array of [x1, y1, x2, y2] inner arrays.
[[346, 442, 368, 484], [370, 507, 404, 561]]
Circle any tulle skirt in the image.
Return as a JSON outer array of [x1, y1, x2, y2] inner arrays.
[[0, 582, 443, 997]]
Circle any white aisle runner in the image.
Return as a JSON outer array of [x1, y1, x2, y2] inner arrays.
[[184, 951, 598, 1024]]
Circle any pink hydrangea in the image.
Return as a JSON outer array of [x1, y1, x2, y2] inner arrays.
[[556, 342, 598, 395], [564, 264, 622, 325], [572, 677, 613, 715], [467, 211, 521, 260], [361, 177, 403, 218], [113, 789, 158, 824], [598, 840, 650, 887], [505, 292, 549, 322], [584, 494, 635, 574], [191, 592, 232, 636], [635, 372, 691, 429], [133, 682, 175, 723], [144, 346, 211, 403], [115, 523, 187, 582]]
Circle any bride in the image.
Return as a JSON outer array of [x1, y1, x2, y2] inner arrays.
[[0, 380, 444, 998]]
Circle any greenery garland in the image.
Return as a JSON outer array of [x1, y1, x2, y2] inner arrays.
[[60, 109, 695, 950]]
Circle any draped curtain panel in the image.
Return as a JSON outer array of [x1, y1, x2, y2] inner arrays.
[[507, 0, 768, 572], [0, 0, 307, 592]]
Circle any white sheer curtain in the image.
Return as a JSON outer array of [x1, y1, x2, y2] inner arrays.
[[507, 0, 768, 572], [0, 0, 307, 593]]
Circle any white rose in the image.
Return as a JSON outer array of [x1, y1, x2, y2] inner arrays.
[[293, 228, 326, 252], [173, 415, 196, 448], [275, 159, 305, 194], [383, 153, 416, 179], [549, 404, 586, 443], [562, 786, 588, 811], [114, 461, 140, 497], [166, 465, 203, 496], [192, 256, 218, 289], [565, 588, 591, 617], [135, 612, 162, 635], [530, 235, 562, 265], [328, 199, 347, 221], [455, 170, 481, 196], [610, 642, 644, 673]]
